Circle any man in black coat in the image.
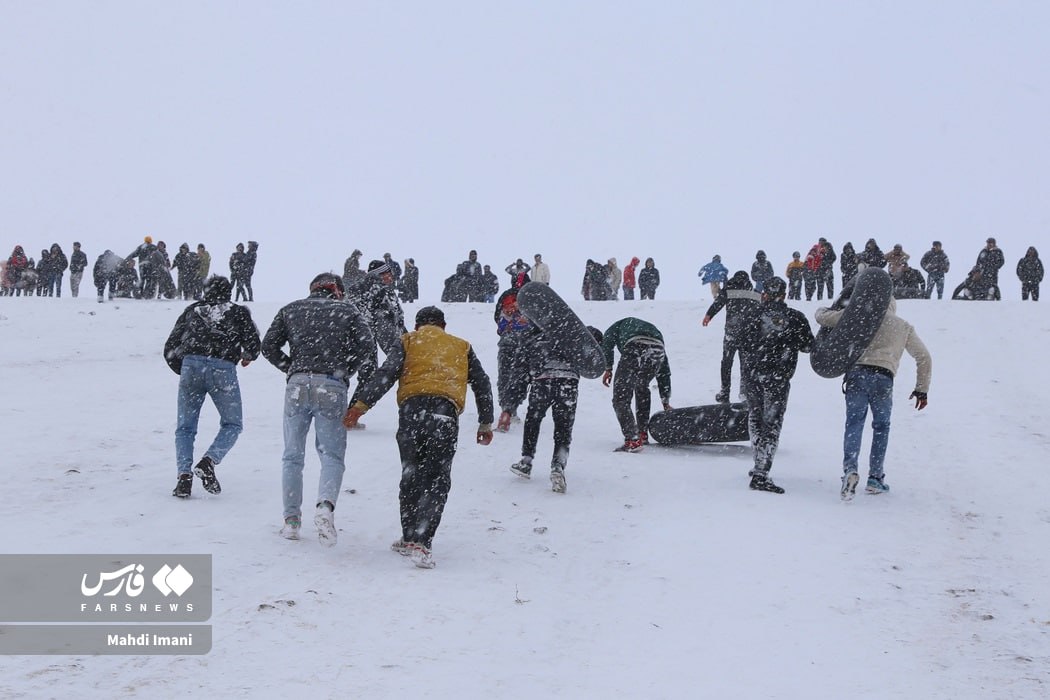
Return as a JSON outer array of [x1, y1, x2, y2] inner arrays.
[[164, 276, 261, 499], [702, 271, 761, 403], [69, 242, 88, 298], [737, 277, 814, 494], [976, 237, 1005, 297]]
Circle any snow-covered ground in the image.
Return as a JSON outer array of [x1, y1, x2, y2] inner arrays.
[[2, 293, 1048, 698]]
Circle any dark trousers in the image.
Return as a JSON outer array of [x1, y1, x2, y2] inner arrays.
[[744, 377, 791, 477], [818, 270, 834, 299], [612, 342, 665, 439], [496, 333, 526, 412], [1022, 281, 1040, 301], [395, 396, 459, 550], [521, 378, 578, 469], [623, 286, 635, 300], [720, 333, 747, 398]]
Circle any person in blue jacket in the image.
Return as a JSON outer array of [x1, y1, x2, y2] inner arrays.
[[698, 255, 729, 300]]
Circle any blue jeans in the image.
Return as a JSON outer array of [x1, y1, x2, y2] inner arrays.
[[175, 356, 244, 475], [926, 273, 945, 299], [842, 366, 893, 479], [281, 374, 348, 519]]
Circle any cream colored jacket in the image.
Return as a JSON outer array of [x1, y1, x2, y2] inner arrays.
[[815, 298, 932, 393]]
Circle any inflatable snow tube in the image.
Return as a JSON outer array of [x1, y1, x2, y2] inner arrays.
[[809, 267, 893, 379]]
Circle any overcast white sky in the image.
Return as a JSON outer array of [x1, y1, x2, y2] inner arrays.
[[3, 2, 1047, 300]]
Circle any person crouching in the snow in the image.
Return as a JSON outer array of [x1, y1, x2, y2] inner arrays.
[[505, 323, 602, 494], [164, 276, 261, 500], [601, 317, 672, 452], [737, 276, 814, 494], [343, 306, 494, 569]]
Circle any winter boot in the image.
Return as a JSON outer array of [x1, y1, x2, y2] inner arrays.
[[172, 474, 192, 498], [715, 390, 730, 403], [749, 474, 785, 494], [638, 429, 649, 445], [390, 538, 411, 556], [193, 456, 221, 495]]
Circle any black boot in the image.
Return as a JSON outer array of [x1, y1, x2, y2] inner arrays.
[[193, 456, 221, 494], [172, 474, 193, 498]]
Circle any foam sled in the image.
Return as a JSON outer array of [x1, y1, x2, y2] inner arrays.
[[647, 403, 750, 445], [809, 266, 893, 379], [515, 282, 606, 379]]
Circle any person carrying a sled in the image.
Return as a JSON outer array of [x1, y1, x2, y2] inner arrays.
[[816, 295, 931, 500]]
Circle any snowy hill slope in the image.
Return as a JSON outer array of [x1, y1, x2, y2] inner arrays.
[[1, 295, 1048, 699]]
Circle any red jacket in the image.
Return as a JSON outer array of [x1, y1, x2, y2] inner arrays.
[[623, 257, 640, 288]]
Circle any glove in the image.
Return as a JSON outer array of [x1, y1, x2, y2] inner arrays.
[[702, 315, 712, 327], [476, 429, 493, 445], [602, 370, 613, 387], [343, 404, 367, 429], [909, 391, 928, 410]]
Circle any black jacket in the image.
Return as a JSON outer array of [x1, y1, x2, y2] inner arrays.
[[163, 300, 261, 374], [976, 247, 1005, 283], [1016, 251, 1043, 284], [346, 275, 407, 355], [70, 250, 88, 274], [705, 272, 760, 334], [738, 300, 814, 384], [262, 293, 377, 383]]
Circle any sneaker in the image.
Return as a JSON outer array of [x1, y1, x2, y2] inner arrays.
[[192, 456, 221, 495], [496, 411, 512, 432], [615, 438, 644, 453], [865, 477, 890, 494], [638, 430, 649, 445], [314, 503, 337, 547], [749, 474, 785, 494], [715, 390, 730, 403], [407, 543, 435, 569], [509, 459, 533, 479], [172, 475, 192, 498], [390, 538, 411, 556], [347, 421, 366, 431], [840, 471, 859, 501], [280, 517, 301, 540], [550, 468, 566, 494]]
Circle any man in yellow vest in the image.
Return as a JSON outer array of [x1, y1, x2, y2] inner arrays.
[[344, 306, 494, 569]]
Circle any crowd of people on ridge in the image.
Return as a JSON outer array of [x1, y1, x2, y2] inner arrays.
[[1, 238, 259, 303]]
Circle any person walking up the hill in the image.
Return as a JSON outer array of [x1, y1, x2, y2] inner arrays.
[[343, 306, 494, 569], [262, 273, 377, 546], [738, 277, 814, 494], [816, 297, 931, 500], [164, 276, 261, 499]]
